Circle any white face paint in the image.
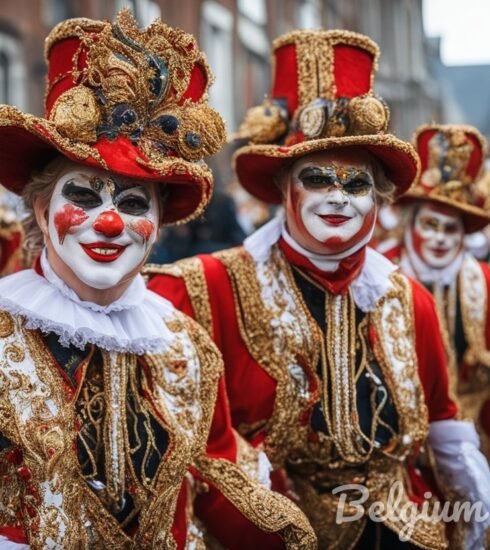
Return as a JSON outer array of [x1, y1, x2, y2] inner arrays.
[[47, 167, 159, 290], [285, 151, 377, 255], [412, 204, 464, 269]]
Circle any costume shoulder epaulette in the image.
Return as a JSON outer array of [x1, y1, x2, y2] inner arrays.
[[142, 256, 204, 279]]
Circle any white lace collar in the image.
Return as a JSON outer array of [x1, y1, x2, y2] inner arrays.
[[0, 250, 177, 354], [244, 212, 397, 312]]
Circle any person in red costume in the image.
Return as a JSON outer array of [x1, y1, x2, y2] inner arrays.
[[0, 11, 315, 550], [385, 124, 490, 461], [147, 30, 490, 549], [0, 187, 23, 275]]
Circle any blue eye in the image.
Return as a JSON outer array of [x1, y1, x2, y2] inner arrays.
[[154, 114, 180, 135], [112, 104, 137, 126], [185, 132, 201, 148]]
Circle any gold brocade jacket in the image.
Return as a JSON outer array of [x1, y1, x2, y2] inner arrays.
[[146, 245, 458, 550], [422, 254, 490, 457], [0, 308, 316, 549]]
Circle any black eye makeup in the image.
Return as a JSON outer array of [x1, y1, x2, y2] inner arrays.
[[297, 166, 373, 195], [114, 187, 151, 216], [298, 167, 337, 189], [62, 181, 103, 208]]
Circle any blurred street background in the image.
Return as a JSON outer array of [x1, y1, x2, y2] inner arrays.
[[0, 0, 489, 261]]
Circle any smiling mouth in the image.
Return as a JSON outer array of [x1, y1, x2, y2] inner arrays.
[[81, 242, 127, 263], [318, 214, 352, 226], [429, 247, 449, 257]]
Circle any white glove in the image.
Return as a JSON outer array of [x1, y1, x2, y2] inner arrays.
[[0, 536, 29, 549], [429, 419, 490, 550]]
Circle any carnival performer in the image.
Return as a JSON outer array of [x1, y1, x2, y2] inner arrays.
[[0, 186, 22, 275], [384, 124, 490, 460], [147, 31, 490, 549], [0, 12, 316, 549]]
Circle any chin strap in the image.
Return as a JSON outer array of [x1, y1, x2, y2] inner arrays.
[[428, 419, 490, 550]]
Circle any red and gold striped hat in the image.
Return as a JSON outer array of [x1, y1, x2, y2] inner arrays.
[[233, 30, 420, 203], [403, 124, 490, 232], [0, 10, 225, 224]]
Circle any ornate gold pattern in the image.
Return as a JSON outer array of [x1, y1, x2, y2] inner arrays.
[[195, 456, 317, 549], [46, 10, 225, 163], [0, 310, 223, 548], [459, 255, 490, 368], [213, 246, 444, 549], [237, 101, 288, 144], [407, 124, 490, 225]]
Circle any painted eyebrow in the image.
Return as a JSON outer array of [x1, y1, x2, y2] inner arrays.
[[74, 174, 150, 200]]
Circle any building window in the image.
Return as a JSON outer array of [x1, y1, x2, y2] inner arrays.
[[41, 0, 72, 28], [237, 0, 269, 122], [297, 0, 321, 29], [201, 1, 235, 131], [0, 32, 26, 110]]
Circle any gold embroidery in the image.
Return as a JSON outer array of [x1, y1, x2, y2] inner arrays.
[[0, 311, 230, 548], [0, 311, 14, 338], [143, 258, 213, 335], [195, 456, 317, 549], [460, 255, 490, 367], [216, 246, 444, 548]]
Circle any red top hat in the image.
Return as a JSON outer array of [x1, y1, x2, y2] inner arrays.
[[234, 30, 419, 203], [402, 124, 490, 232], [0, 10, 225, 224]]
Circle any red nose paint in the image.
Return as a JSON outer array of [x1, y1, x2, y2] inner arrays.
[[92, 211, 125, 237], [128, 219, 155, 243], [54, 204, 89, 244]]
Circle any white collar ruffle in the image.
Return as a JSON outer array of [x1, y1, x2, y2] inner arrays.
[[0, 250, 177, 354], [243, 211, 397, 312]]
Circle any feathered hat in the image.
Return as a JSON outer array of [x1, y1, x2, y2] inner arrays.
[[0, 10, 226, 224], [402, 124, 490, 232], [233, 30, 420, 203]]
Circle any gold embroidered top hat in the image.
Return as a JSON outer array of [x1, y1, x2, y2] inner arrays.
[[404, 123, 490, 232], [0, 10, 225, 224], [233, 30, 420, 203]]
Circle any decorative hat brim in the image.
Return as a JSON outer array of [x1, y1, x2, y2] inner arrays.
[[233, 134, 420, 204], [0, 105, 212, 225], [399, 191, 490, 233]]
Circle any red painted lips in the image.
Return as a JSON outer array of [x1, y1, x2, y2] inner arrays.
[[318, 214, 352, 226], [429, 247, 450, 257], [81, 242, 127, 262]]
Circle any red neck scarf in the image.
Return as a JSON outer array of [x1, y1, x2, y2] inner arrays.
[[279, 237, 366, 295]]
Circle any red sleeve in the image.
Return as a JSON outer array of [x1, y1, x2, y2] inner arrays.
[[479, 262, 490, 349], [410, 277, 458, 422], [148, 256, 277, 440], [147, 272, 195, 319], [192, 476, 284, 549]]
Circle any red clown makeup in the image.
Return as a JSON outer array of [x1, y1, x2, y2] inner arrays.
[[411, 203, 464, 269], [47, 165, 160, 290], [284, 150, 377, 255], [54, 204, 89, 244]]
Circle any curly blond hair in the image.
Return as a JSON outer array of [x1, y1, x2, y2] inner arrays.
[[22, 155, 73, 267]]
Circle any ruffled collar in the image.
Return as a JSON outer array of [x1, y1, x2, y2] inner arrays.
[[244, 212, 397, 312], [0, 250, 177, 354]]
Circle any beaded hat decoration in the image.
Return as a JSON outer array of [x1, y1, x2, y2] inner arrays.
[[233, 30, 420, 204], [0, 10, 226, 224], [402, 124, 490, 232]]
